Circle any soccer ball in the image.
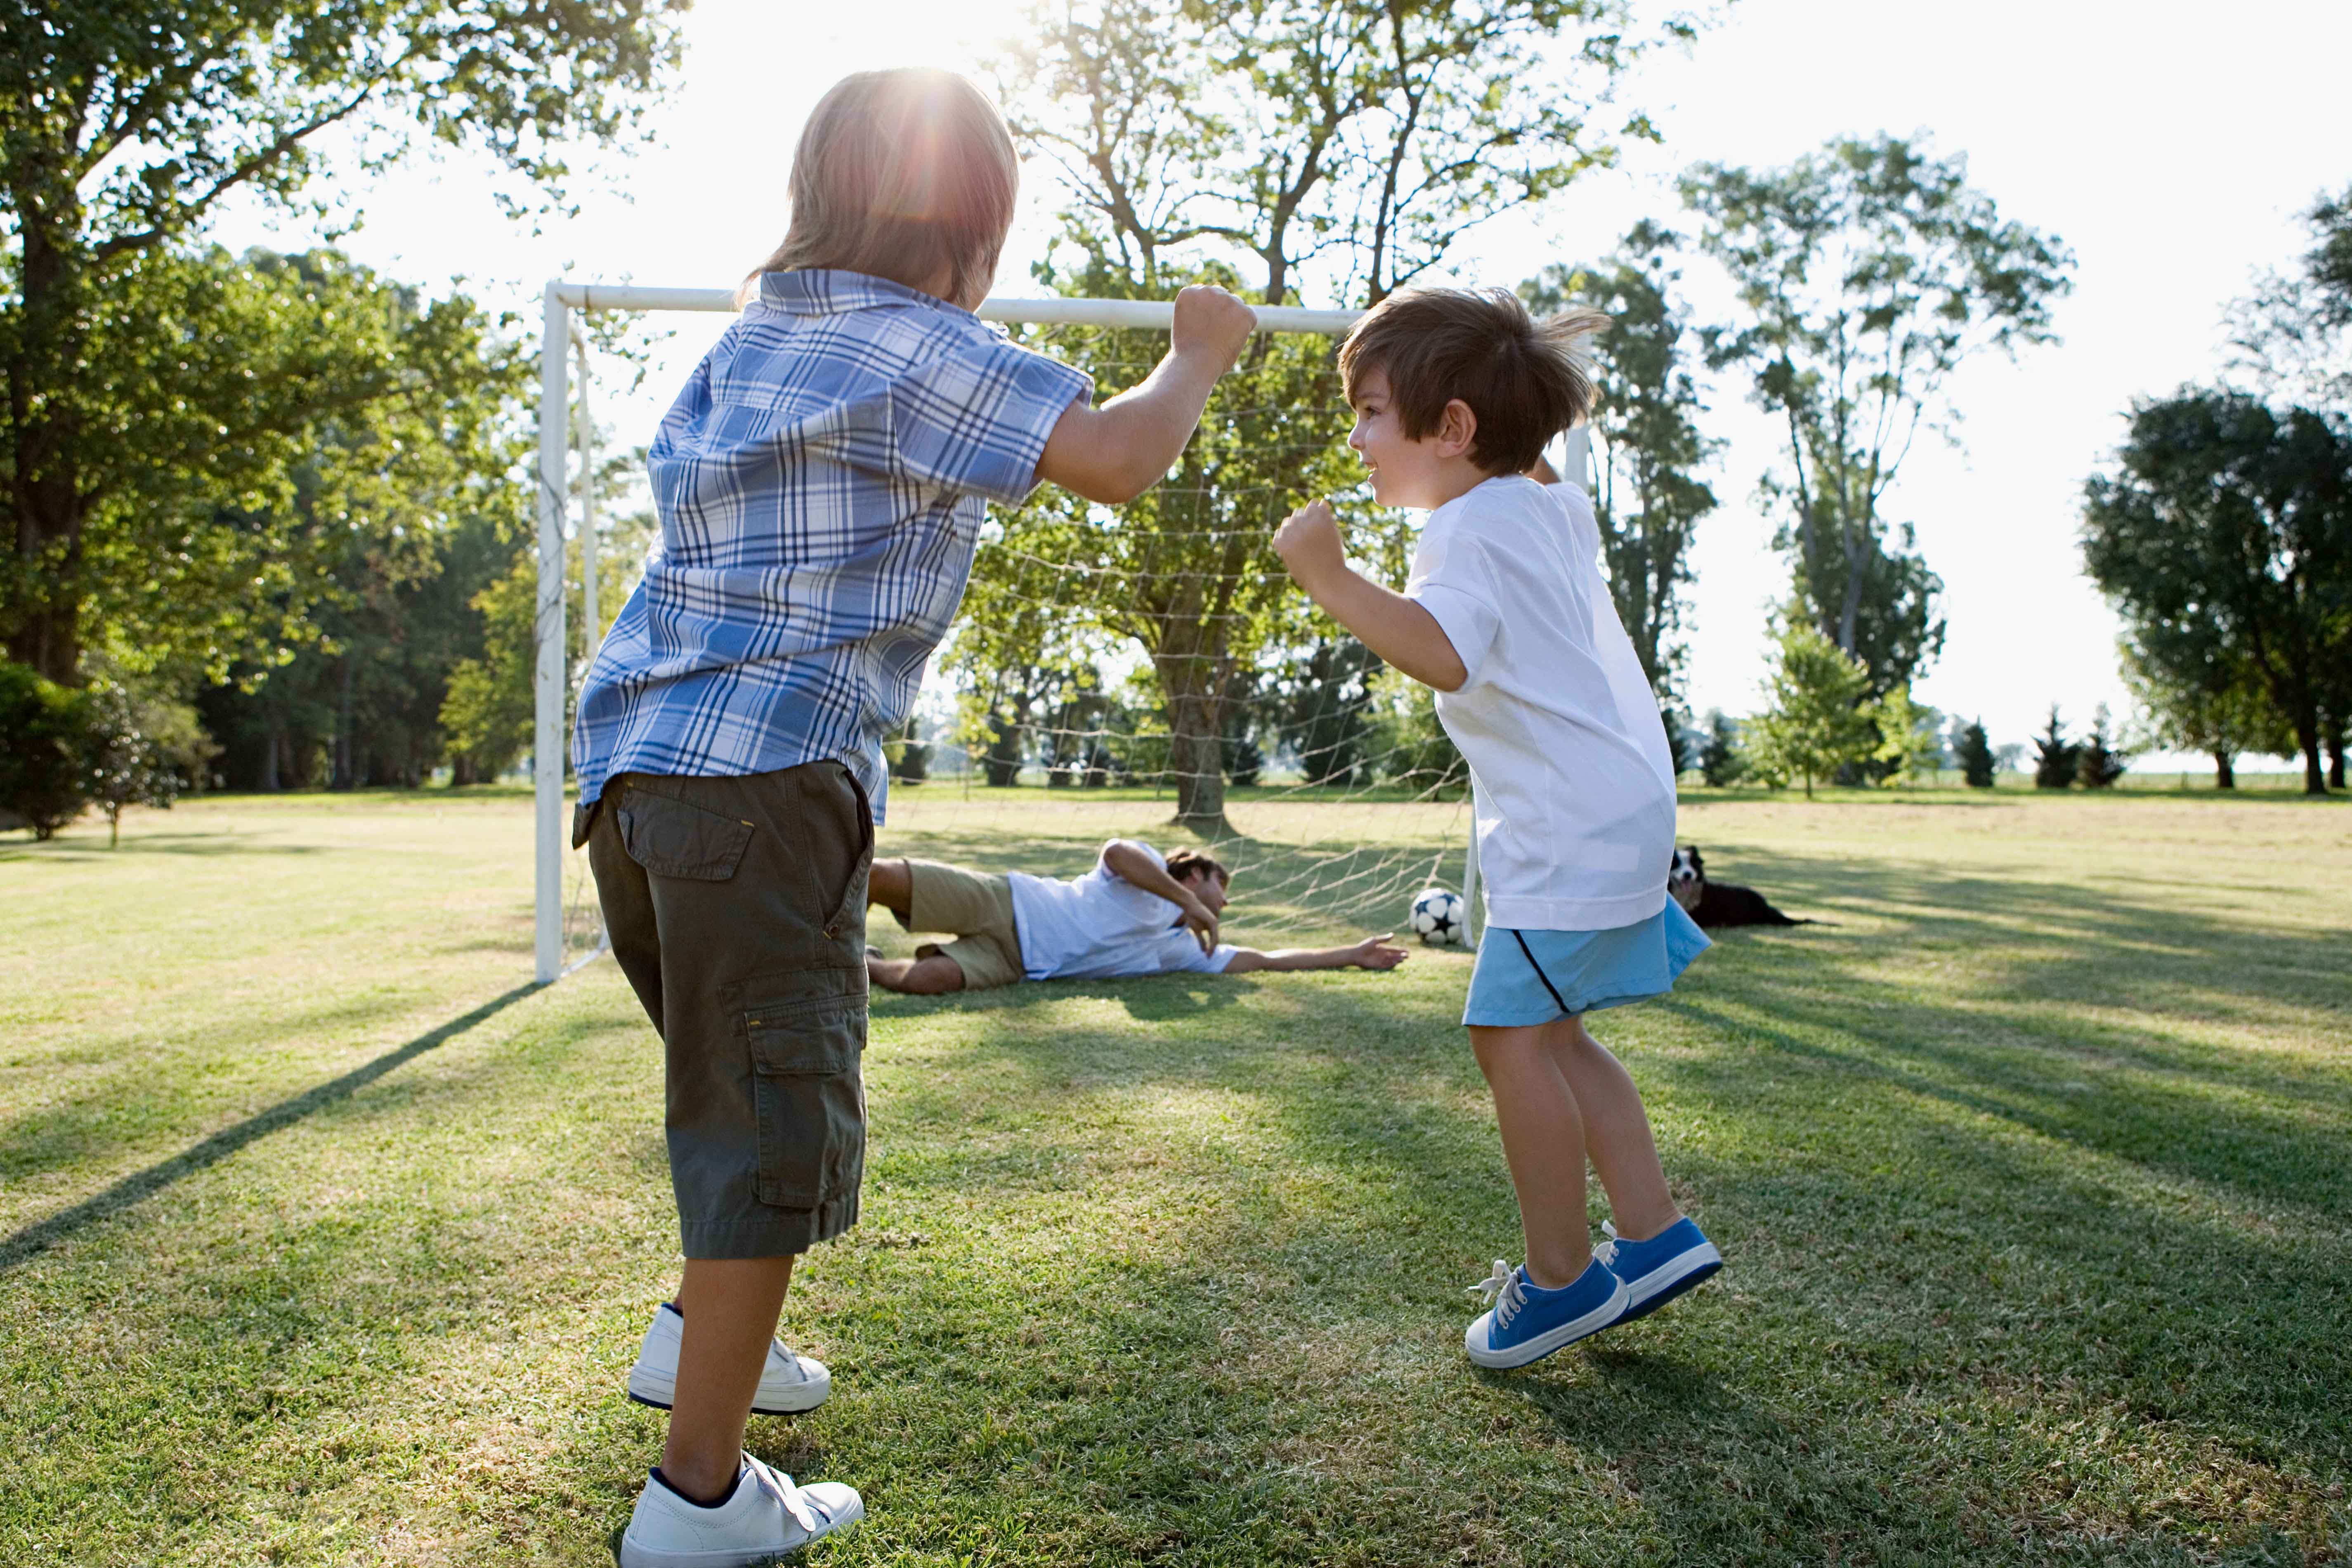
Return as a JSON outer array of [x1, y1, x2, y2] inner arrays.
[[1409, 887, 1465, 946]]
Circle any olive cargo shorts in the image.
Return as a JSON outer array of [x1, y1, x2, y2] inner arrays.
[[581, 762, 873, 1259]]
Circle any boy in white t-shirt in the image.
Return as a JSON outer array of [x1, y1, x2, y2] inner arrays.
[[1272, 286, 1719, 1369]]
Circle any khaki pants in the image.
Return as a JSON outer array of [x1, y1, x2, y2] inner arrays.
[[899, 858, 1025, 989], [583, 762, 872, 1259]]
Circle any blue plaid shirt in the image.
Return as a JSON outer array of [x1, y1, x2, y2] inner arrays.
[[571, 270, 1091, 824]]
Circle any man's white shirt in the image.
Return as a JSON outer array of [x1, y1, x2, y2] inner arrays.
[[1406, 475, 1677, 932], [1007, 845, 1239, 981]]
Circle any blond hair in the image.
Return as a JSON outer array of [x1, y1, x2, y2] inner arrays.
[[742, 69, 1019, 309], [1338, 288, 1606, 475]]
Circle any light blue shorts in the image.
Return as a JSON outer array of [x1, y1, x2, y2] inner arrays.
[[1463, 902, 1710, 1027]]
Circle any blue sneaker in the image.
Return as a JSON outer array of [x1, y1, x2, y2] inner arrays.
[[1595, 1217, 1721, 1322], [1462, 1257, 1628, 1368]]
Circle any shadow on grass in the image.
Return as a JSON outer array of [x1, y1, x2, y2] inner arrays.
[[0, 983, 541, 1273]]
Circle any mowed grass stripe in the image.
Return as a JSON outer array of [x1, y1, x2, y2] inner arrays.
[[0, 788, 2345, 1565]]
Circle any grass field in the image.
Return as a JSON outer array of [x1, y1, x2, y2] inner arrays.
[[2, 786, 2347, 1566]]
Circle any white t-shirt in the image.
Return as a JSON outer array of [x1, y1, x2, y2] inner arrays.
[[1405, 475, 1677, 932], [1006, 844, 1239, 981]]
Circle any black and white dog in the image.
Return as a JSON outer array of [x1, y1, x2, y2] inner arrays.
[[1668, 846, 1814, 930]]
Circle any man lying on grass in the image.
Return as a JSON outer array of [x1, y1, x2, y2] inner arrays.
[[866, 842, 1409, 993]]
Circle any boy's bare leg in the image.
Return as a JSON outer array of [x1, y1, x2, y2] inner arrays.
[[661, 1256, 796, 1501], [866, 952, 965, 994], [1542, 1015, 1681, 1242], [867, 856, 913, 919], [1468, 1023, 1589, 1289]]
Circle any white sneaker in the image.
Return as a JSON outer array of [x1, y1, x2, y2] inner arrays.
[[618, 1454, 861, 1568], [627, 1302, 833, 1415]]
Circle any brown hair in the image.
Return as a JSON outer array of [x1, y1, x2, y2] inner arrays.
[[1337, 287, 1606, 475], [741, 69, 1019, 309], [1165, 849, 1230, 887]]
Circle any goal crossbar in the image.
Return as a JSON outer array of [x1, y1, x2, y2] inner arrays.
[[534, 281, 1586, 980]]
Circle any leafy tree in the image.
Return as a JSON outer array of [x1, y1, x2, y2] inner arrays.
[[1697, 709, 1747, 788], [1870, 683, 1943, 786], [2081, 392, 2352, 794], [1520, 222, 1719, 728], [989, 0, 1684, 828], [1748, 619, 1880, 799], [2032, 706, 2078, 790], [1684, 136, 2072, 696], [0, 661, 90, 837], [81, 680, 183, 847], [2075, 701, 2131, 789], [2118, 634, 2287, 791], [1953, 718, 1996, 788], [1, 0, 683, 684]]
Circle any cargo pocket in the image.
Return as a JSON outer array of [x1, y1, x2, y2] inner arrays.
[[743, 993, 867, 1209], [618, 789, 755, 881]]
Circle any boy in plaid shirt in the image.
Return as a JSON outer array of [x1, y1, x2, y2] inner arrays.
[[576, 68, 1255, 1566]]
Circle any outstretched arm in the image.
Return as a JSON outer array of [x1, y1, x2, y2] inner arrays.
[[1222, 934, 1410, 975], [1036, 286, 1257, 503]]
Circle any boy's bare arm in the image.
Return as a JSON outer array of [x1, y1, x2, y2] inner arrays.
[[1037, 286, 1257, 504], [1223, 935, 1410, 974], [1271, 500, 1468, 692], [1100, 838, 1219, 951]]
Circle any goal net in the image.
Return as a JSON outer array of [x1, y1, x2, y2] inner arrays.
[[533, 286, 1587, 982]]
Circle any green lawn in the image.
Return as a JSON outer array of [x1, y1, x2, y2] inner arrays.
[[2, 786, 2346, 1566]]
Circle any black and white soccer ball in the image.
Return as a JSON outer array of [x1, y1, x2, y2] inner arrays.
[[1409, 887, 1465, 946]]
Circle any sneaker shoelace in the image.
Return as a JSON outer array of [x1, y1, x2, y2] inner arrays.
[[742, 1454, 820, 1535], [1465, 1259, 1527, 1331], [1593, 1221, 1625, 1269]]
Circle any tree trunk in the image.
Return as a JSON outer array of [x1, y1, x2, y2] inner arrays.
[[8, 195, 93, 685], [2213, 749, 2235, 789], [334, 654, 357, 789], [2329, 733, 2346, 791], [262, 698, 283, 793], [1156, 649, 1228, 833], [2297, 716, 2326, 795]]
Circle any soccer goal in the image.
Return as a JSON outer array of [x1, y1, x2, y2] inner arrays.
[[531, 283, 1590, 983]]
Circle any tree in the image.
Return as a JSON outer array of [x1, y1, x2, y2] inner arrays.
[[989, 0, 1684, 829], [2118, 635, 2287, 791], [1, 0, 683, 685], [1953, 718, 1996, 788], [1697, 709, 1747, 787], [1871, 683, 1943, 786], [1521, 220, 1719, 737], [1684, 136, 2072, 696], [2032, 706, 2078, 790], [1747, 619, 1880, 799], [2081, 392, 2352, 795], [2075, 701, 2131, 789], [80, 680, 181, 846]]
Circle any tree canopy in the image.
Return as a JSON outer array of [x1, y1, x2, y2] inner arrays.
[[980, 0, 1688, 827], [1683, 135, 2072, 697], [0, 0, 685, 682], [2081, 391, 2351, 795]]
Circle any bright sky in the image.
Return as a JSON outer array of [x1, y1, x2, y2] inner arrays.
[[218, 0, 2352, 766]]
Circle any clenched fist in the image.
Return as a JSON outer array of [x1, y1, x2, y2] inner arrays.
[[1171, 285, 1256, 374], [1272, 498, 1348, 590]]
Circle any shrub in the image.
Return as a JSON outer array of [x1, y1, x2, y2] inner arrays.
[[0, 661, 91, 838]]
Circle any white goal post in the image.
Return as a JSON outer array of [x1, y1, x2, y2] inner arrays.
[[532, 281, 1590, 981]]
